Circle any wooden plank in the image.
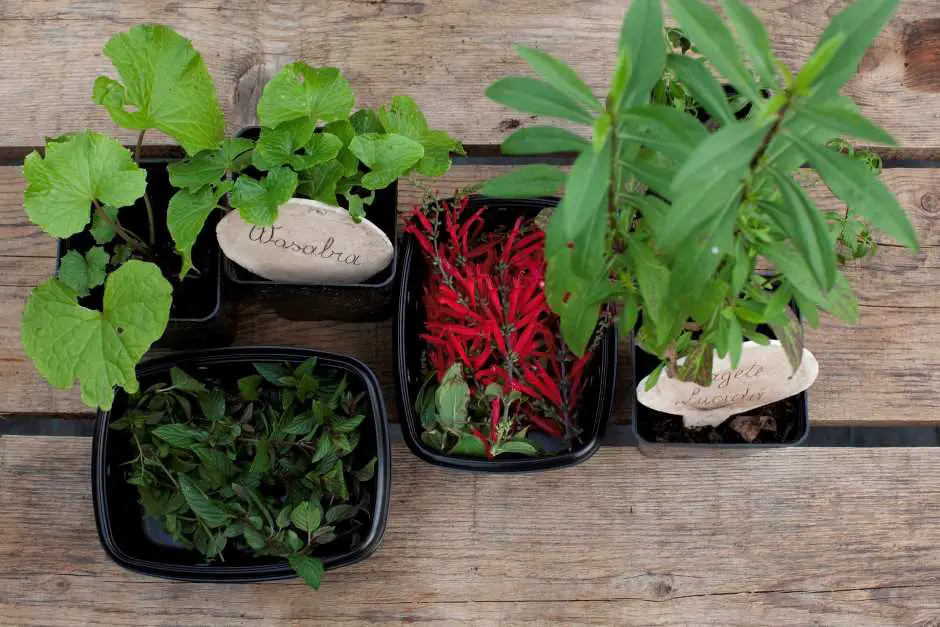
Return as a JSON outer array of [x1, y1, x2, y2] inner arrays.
[[2, 1, 940, 148], [3, 436, 940, 625], [0, 165, 939, 422]]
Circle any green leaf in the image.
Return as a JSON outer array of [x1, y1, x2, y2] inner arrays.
[[727, 314, 743, 367], [794, 33, 847, 94], [325, 504, 359, 524], [251, 118, 315, 170], [515, 45, 601, 111], [254, 362, 290, 385], [167, 182, 228, 278], [480, 164, 566, 198], [290, 500, 323, 533], [323, 120, 359, 176], [449, 433, 488, 457], [795, 102, 896, 146], [242, 525, 267, 551], [378, 95, 429, 138], [23, 132, 146, 238], [665, 55, 734, 125], [288, 554, 325, 590], [414, 130, 464, 177], [787, 133, 917, 250], [230, 167, 299, 226], [332, 414, 365, 434], [59, 248, 108, 298], [630, 237, 674, 343], [301, 133, 344, 168], [21, 260, 172, 410], [556, 141, 611, 240], [722, 0, 779, 88], [179, 474, 229, 528], [322, 460, 348, 500], [238, 374, 263, 401], [493, 439, 539, 456], [93, 25, 224, 155], [152, 423, 207, 449], [257, 63, 355, 128], [616, 0, 666, 109], [486, 77, 594, 125], [768, 308, 804, 374], [768, 170, 837, 291], [667, 0, 760, 101], [671, 119, 769, 192], [502, 125, 589, 155], [167, 138, 255, 190], [667, 203, 738, 311], [350, 108, 385, 134], [619, 104, 709, 162], [658, 171, 741, 255], [170, 367, 206, 393], [297, 161, 345, 204], [348, 133, 424, 190], [435, 363, 470, 430], [810, 0, 901, 99], [90, 205, 121, 244], [312, 432, 333, 463], [761, 243, 859, 323], [249, 437, 271, 474], [352, 458, 377, 482], [558, 290, 600, 357], [198, 389, 226, 422]]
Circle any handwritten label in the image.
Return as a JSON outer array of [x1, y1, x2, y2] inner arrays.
[[636, 340, 819, 428], [216, 198, 393, 284]]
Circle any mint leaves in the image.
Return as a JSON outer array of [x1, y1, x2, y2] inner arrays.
[[257, 64, 355, 128], [93, 24, 224, 155], [23, 132, 146, 238], [21, 260, 172, 410]]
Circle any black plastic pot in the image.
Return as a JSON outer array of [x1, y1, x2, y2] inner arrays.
[[394, 195, 618, 472], [222, 127, 399, 322], [58, 160, 233, 350], [631, 321, 810, 457], [92, 347, 391, 582]]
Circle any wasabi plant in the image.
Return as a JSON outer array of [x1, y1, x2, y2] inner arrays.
[[482, 0, 917, 388]]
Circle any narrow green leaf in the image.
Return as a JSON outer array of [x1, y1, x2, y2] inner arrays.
[[769, 169, 837, 291], [665, 54, 734, 125], [667, 0, 760, 101], [658, 171, 742, 254], [501, 126, 588, 155], [480, 164, 566, 198], [671, 119, 769, 192], [197, 389, 226, 422], [787, 133, 918, 250], [795, 102, 896, 146], [515, 45, 601, 111], [558, 290, 600, 357], [556, 141, 611, 240], [794, 33, 847, 93], [494, 440, 540, 456], [722, 0, 779, 88], [810, 0, 902, 99], [152, 423, 207, 449], [170, 367, 206, 393], [238, 374, 263, 401], [617, 0, 666, 109], [486, 77, 594, 125], [768, 308, 804, 374]]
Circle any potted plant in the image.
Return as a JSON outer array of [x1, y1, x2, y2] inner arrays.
[[394, 193, 618, 471], [212, 63, 464, 321], [480, 0, 916, 450], [19, 24, 248, 410], [93, 347, 390, 588]]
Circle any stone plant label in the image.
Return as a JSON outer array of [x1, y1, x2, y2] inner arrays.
[[217, 198, 393, 284], [636, 340, 819, 428]]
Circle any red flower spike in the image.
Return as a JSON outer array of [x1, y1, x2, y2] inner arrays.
[[525, 411, 564, 439]]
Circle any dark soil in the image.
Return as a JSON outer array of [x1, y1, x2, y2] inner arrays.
[[636, 396, 803, 444]]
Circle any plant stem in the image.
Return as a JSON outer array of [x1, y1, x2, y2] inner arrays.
[[135, 130, 157, 247], [93, 199, 151, 257]]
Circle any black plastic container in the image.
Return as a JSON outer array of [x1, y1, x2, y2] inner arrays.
[[92, 347, 391, 582], [394, 195, 618, 472], [222, 127, 399, 322], [58, 160, 233, 349], [631, 322, 810, 457]]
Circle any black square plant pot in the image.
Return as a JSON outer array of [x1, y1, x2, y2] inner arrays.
[[394, 195, 618, 472], [58, 160, 234, 350], [92, 347, 391, 582], [631, 322, 810, 457], [222, 127, 399, 322]]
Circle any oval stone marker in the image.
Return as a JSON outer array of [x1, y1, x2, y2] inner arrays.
[[216, 198, 393, 284], [636, 340, 819, 428]]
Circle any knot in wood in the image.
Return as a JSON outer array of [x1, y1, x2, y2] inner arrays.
[[920, 192, 940, 214]]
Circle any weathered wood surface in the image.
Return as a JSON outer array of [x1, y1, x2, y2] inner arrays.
[[2, 1, 940, 148], [0, 165, 938, 423], [2, 436, 940, 625]]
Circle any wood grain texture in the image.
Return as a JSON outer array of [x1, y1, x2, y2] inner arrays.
[[2, 1, 940, 148], [3, 436, 940, 625]]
